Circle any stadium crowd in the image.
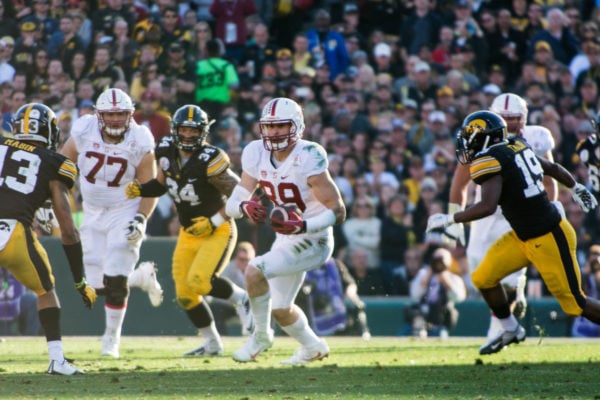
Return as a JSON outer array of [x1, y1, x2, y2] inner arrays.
[[1, 0, 600, 306]]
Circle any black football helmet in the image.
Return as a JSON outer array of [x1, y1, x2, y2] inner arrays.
[[12, 103, 60, 151], [170, 105, 213, 152], [456, 110, 507, 164]]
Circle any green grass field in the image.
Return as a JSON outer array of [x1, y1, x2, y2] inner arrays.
[[1, 335, 599, 400]]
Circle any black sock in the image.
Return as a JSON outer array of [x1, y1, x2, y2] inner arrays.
[[39, 307, 61, 342]]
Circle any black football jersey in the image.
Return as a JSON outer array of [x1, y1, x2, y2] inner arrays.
[[575, 134, 600, 198], [155, 136, 229, 229], [0, 137, 77, 226], [469, 138, 561, 240]]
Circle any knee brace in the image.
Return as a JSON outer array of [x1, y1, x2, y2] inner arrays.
[[103, 275, 129, 307]]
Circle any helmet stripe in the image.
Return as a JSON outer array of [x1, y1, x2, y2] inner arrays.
[[187, 105, 194, 122], [23, 104, 34, 135], [111, 89, 117, 107], [270, 99, 278, 116], [503, 95, 509, 111]]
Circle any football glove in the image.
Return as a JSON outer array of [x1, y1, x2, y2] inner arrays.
[[240, 197, 268, 224], [185, 216, 214, 237], [426, 213, 455, 232], [571, 183, 598, 212], [75, 278, 97, 309], [35, 200, 56, 235], [125, 180, 142, 199], [125, 213, 147, 245], [443, 203, 465, 246], [270, 217, 306, 235]]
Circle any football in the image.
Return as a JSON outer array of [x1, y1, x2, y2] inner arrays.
[[270, 204, 303, 222]]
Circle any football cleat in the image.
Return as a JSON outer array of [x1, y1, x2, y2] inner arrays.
[[47, 359, 84, 375], [232, 331, 274, 362], [281, 339, 330, 365], [129, 262, 164, 307], [236, 293, 255, 336], [479, 325, 526, 355], [183, 339, 224, 357], [101, 334, 120, 358]]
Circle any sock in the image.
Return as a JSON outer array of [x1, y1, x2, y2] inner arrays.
[[250, 291, 272, 336], [105, 305, 127, 340], [47, 340, 64, 361], [199, 321, 221, 343], [39, 307, 61, 341], [280, 305, 320, 347], [499, 314, 518, 332], [227, 283, 246, 304]]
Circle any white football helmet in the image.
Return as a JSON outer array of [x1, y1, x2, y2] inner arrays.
[[259, 97, 305, 151], [489, 93, 528, 136], [96, 88, 135, 138]]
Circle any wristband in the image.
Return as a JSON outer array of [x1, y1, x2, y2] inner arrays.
[[139, 179, 167, 197], [75, 278, 87, 289], [305, 209, 336, 233], [134, 212, 147, 223], [225, 185, 252, 218], [448, 203, 463, 215], [210, 212, 227, 228]]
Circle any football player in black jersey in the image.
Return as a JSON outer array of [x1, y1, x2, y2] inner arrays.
[[427, 110, 600, 355], [125, 104, 253, 356], [0, 103, 96, 375], [574, 119, 600, 201]]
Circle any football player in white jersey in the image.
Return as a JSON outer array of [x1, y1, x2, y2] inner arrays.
[[61, 88, 161, 358], [447, 93, 557, 339], [225, 97, 347, 364]]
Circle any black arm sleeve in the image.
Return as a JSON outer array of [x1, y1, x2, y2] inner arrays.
[[62, 242, 85, 284], [140, 179, 168, 197]]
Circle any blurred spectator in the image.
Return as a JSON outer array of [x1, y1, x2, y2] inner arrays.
[[530, 8, 579, 67], [130, 63, 159, 103], [1, 90, 26, 133], [91, 0, 136, 38], [78, 99, 94, 117], [158, 41, 196, 105], [406, 247, 466, 338], [379, 194, 416, 290], [571, 251, 600, 337], [209, 0, 256, 63], [305, 9, 350, 81], [188, 21, 212, 63], [0, 267, 41, 336], [22, 0, 57, 39], [0, 2, 19, 40], [47, 13, 84, 73], [347, 247, 386, 296], [133, 90, 171, 142], [390, 247, 425, 296], [85, 44, 125, 98], [195, 38, 239, 119], [238, 22, 277, 84], [110, 17, 138, 82], [342, 195, 381, 270], [0, 39, 15, 84], [399, 0, 442, 57]]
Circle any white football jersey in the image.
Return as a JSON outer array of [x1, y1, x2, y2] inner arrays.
[[242, 139, 330, 231], [70, 114, 155, 208], [522, 125, 554, 157]]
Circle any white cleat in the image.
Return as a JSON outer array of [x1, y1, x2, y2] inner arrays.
[[236, 293, 255, 336], [232, 331, 274, 362], [101, 334, 120, 358], [47, 359, 84, 375], [479, 325, 526, 355], [130, 261, 163, 307], [281, 339, 330, 365], [183, 339, 224, 357]]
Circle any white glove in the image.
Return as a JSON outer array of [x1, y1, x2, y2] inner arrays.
[[426, 213, 455, 233], [35, 200, 57, 234], [571, 183, 598, 213], [444, 203, 465, 246], [125, 213, 147, 245]]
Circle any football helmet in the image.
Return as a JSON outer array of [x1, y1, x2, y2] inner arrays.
[[171, 105, 213, 152], [489, 93, 528, 136], [259, 97, 305, 151], [12, 103, 60, 151], [96, 88, 135, 138], [456, 110, 507, 164]]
